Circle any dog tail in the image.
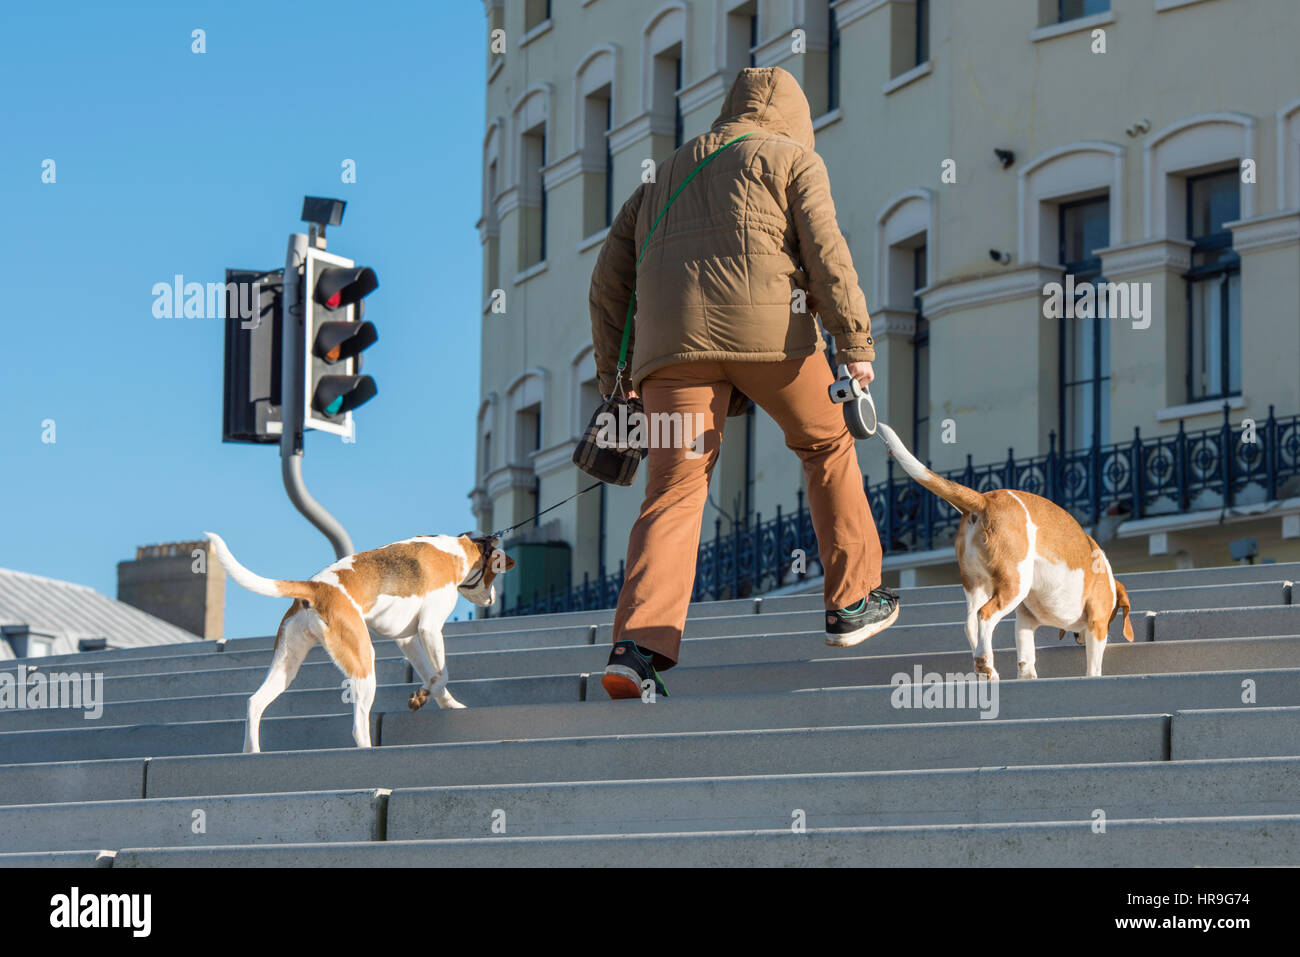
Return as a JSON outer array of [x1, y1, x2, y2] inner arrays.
[[875, 423, 985, 515], [203, 532, 318, 604]]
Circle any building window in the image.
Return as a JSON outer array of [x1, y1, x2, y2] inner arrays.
[[485, 157, 500, 295], [1058, 0, 1108, 21], [1186, 169, 1241, 402], [890, 0, 928, 78], [582, 86, 614, 237], [604, 98, 614, 228], [516, 403, 542, 522], [724, 2, 758, 76], [539, 133, 547, 261], [480, 431, 492, 479], [520, 125, 547, 267], [828, 7, 840, 111], [651, 43, 684, 153], [524, 0, 551, 32], [911, 245, 929, 462], [915, 0, 929, 65], [673, 57, 684, 148], [1058, 196, 1111, 452]]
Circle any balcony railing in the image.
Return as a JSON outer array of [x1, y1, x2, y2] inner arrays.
[[497, 404, 1300, 618]]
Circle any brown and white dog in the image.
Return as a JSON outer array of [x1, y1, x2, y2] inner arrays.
[[875, 424, 1133, 679], [204, 532, 514, 752]]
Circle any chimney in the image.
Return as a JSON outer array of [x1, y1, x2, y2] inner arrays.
[[116, 540, 225, 639]]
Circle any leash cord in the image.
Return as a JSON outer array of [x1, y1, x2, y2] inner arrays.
[[491, 481, 602, 541]]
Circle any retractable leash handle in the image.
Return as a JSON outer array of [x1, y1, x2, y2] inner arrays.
[[828, 363, 878, 440]]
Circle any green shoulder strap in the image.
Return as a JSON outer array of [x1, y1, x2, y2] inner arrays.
[[610, 131, 754, 396]]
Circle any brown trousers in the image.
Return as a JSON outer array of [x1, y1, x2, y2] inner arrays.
[[611, 352, 884, 668]]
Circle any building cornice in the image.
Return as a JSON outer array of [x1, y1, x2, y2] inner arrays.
[[919, 265, 1061, 320], [531, 440, 580, 478], [608, 111, 676, 156], [1224, 209, 1300, 253], [495, 184, 520, 218], [485, 465, 536, 498], [544, 149, 605, 191], [866, 308, 918, 340], [1095, 238, 1194, 278], [468, 486, 492, 513], [830, 0, 890, 30], [677, 70, 727, 118]]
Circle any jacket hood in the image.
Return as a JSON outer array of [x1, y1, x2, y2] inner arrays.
[[712, 67, 814, 149]]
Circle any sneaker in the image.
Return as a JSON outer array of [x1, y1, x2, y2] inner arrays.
[[601, 640, 669, 700], [825, 587, 901, 647]]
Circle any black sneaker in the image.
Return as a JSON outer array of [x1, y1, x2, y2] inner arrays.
[[602, 640, 669, 700], [825, 587, 901, 647]]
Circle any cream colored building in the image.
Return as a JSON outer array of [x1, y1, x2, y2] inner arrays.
[[472, 0, 1300, 609]]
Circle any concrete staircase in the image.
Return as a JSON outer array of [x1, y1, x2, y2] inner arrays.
[[1, 562, 1298, 867]]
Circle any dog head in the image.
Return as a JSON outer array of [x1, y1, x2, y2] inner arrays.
[[457, 534, 515, 606], [1110, 579, 1134, 641]]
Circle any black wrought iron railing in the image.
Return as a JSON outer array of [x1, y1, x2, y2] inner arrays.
[[497, 404, 1300, 618]]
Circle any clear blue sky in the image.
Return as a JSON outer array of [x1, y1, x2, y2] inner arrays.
[[0, 1, 487, 638]]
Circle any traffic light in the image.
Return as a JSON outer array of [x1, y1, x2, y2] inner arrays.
[[301, 247, 379, 436], [222, 269, 283, 443]]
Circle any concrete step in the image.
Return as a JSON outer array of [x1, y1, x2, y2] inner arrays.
[[0, 637, 1294, 765], [51, 597, 1290, 707], [742, 564, 1300, 617], [4, 755, 1294, 855], [382, 756, 1300, 838], [4, 640, 218, 671], [7, 563, 1296, 671], [58, 660, 575, 707], [0, 755, 147, 807], [436, 562, 1300, 635], [0, 662, 1292, 780], [0, 789, 388, 853], [28, 577, 1283, 680], [1154, 604, 1300, 640], [1172, 705, 1300, 760], [598, 635, 1300, 698], [108, 814, 1300, 867], [123, 713, 1173, 800], [383, 667, 1300, 746], [0, 712, 379, 764], [0, 849, 113, 868], [10, 650, 1296, 739]]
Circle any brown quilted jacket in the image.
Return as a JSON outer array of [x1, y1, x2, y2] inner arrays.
[[589, 66, 874, 399]]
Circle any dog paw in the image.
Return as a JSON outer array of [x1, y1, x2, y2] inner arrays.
[[408, 688, 430, 712], [973, 657, 999, 681], [1017, 664, 1038, 679], [439, 696, 467, 710]]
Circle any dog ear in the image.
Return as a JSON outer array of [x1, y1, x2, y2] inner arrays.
[[504, 554, 516, 571], [1113, 581, 1134, 641]]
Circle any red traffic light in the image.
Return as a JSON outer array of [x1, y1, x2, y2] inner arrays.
[[313, 266, 378, 311]]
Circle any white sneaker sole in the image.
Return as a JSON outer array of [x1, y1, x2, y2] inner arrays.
[[825, 604, 900, 647]]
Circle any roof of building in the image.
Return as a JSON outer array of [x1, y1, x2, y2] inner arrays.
[[0, 567, 200, 660]]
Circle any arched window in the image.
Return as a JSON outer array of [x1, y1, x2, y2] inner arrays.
[[877, 190, 935, 459], [481, 119, 504, 298], [1019, 142, 1125, 451], [511, 86, 553, 269], [1145, 114, 1255, 402], [575, 46, 619, 238], [642, 3, 687, 149]]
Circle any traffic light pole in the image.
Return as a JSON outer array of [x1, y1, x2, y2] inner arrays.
[[280, 232, 355, 560]]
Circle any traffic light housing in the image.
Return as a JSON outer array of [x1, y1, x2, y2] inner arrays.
[[301, 248, 379, 436], [222, 269, 283, 443]]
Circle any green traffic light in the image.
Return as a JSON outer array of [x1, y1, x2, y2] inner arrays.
[[325, 396, 343, 416]]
